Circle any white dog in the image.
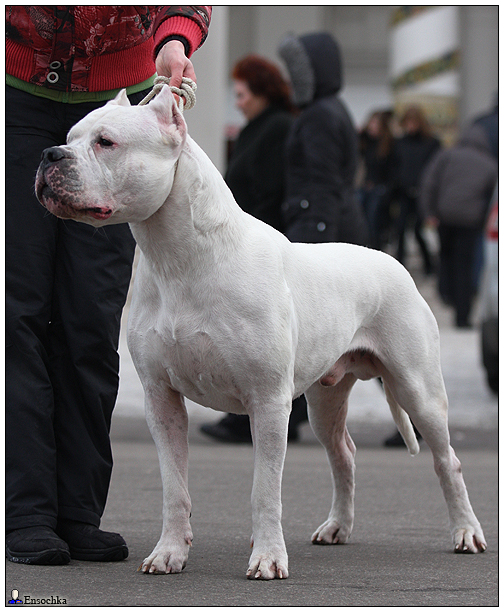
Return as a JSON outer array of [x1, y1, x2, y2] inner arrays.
[[36, 86, 486, 580]]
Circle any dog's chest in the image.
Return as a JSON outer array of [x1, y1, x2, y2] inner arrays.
[[128, 306, 247, 412]]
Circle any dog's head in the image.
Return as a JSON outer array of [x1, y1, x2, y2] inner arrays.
[[35, 85, 186, 226]]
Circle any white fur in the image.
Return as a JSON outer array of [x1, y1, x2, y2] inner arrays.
[[37, 86, 487, 580]]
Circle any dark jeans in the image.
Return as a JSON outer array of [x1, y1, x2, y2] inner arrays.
[[5, 86, 145, 532], [437, 224, 481, 327]]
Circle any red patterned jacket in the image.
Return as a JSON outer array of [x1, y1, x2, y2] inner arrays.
[[6, 6, 211, 93]]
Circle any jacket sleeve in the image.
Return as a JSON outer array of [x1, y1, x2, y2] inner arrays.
[[153, 6, 212, 58]]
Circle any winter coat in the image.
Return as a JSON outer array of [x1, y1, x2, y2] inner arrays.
[[6, 6, 211, 93], [359, 133, 395, 188], [278, 32, 368, 245], [225, 105, 293, 232], [420, 124, 498, 228], [393, 132, 441, 198]]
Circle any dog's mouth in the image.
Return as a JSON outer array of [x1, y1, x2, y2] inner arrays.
[[82, 206, 114, 221], [36, 178, 113, 222]]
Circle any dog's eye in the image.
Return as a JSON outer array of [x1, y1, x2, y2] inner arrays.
[[98, 137, 114, 148]]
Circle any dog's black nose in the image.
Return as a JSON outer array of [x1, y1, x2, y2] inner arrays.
[[41, 146, 66, 164]]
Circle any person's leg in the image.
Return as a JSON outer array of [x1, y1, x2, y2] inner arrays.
[[452, 227, 479, 327], [5, 87, 72, 564], [6, 87, 141, 563], [437, 225, 455, 306], [47, 93, 141, 561], [6, 87, 64, 533], [288, 395, 308, 441], [395, 195, 411, 265], [413, 208, 433, 274], [50, 219, 136, 527]]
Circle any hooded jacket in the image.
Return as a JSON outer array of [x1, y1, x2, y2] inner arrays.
[[278, 33, 367, 245], [420, 124, 498, 228]]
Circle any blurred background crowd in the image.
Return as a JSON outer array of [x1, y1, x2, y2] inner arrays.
[[185, 6, 498, 325], [190, 6, 498, 443]]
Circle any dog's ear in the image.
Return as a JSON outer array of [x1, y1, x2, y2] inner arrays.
[[106, 89, 131, 107], [148, 85, 186, 145]]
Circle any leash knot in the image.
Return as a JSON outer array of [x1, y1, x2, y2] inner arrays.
[[139, 76, 197, 111]]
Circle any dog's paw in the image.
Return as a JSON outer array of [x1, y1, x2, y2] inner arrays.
[[247, 550, 289, 580], [139, 550, 187, 574], [139, 538, 192, 574], [311, 519, 351, 545], [453, 526, 487, 554]]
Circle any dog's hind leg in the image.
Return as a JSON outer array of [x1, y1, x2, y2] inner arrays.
[[140, 386, 193, 574], [383, 365, 487, 554], [247, 399, 291, 580], [305, 373, 357, 545]]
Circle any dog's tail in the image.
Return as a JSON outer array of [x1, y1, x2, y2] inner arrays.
[[384, 383, 420, 456]]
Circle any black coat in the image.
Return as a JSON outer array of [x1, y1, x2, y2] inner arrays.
[[360, 133, 395, 188], [225, 105, 293, 232], [278, 32, 368, 245], [393, 132, 441, 198]]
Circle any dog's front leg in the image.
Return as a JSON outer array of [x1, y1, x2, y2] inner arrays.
[[247, 404, 290, 580], [140, 386, 193, 574]]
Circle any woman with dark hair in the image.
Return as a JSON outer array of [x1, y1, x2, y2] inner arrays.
[[201, 55, 308, 444], [358, 110, 396, 249], [224, 54, 295, 231], [393, 105, 441, 273]]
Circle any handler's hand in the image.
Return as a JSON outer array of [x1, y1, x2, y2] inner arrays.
[[156, 40, 197, 89]]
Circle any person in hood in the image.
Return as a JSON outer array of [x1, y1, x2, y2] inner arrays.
[[278, 32, 368, 245], [420, 123, 498, 328]]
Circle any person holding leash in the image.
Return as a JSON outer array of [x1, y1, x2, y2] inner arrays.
[[5, 5, 211, 566]]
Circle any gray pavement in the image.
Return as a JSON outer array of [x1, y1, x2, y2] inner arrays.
[[5, 248, 499, 606], [5, 444, 498, 606]]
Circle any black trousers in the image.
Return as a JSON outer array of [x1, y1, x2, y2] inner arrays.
[[437, 224, 481, 327], [395, 194, 433, 273], [5, 86, 145, 532]]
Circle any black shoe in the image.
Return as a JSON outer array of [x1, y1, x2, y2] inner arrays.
[[56, 520, 128, 562], [383, 427, 422, 448], [6, 526, 71, 565], [200, 421, 252, 443]]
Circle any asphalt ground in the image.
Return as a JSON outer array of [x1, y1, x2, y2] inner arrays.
[[5, 440, 498, 607]]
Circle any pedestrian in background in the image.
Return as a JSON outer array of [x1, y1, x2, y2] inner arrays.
[[358, 110, 396, 250], [393, 105, 441, 274], [420, 123, 497, 328], [225, 55, 295, 231], [201, 54, 306, 443], [278, 31, 368, 246], [5, 5, 211, 566]]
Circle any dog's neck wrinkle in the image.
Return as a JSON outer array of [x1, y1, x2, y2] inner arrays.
[[130, 137, 243, 279]]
